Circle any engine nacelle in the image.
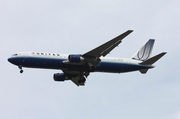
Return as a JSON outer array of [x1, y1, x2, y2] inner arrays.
[[53, 73, 65, 81], [68, 54, 84, 63]]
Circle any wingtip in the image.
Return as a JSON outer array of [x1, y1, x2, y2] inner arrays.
[[162, 52, 167, 55], [161, 52, 167, 55], [128, 30, 134, 32], [124, 30, 133, 34]]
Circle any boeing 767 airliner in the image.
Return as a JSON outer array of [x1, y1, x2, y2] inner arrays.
[[8, 30, 166, 86]]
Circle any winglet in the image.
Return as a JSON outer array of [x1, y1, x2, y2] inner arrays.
[[140, 52, 167, 65]]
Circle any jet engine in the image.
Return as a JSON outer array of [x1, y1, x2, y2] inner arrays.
[[53, 73, 65, 81], [68, 54, 84, 63]]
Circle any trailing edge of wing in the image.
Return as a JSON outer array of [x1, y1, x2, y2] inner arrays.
[[62, 70, 85, 86], [83, 30, 133, 57], [71, 78, 85, 86]]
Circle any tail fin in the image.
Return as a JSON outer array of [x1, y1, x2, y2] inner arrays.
[[132, 39, 155, 61]]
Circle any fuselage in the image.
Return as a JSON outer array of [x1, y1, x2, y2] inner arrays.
[[8, 52, 154, 73]]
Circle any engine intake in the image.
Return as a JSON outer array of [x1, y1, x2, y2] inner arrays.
[[53, 73, 65, 81], [68, 54, 84, 63]]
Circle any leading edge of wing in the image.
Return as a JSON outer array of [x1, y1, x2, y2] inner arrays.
[[83, 30, 133, 57]]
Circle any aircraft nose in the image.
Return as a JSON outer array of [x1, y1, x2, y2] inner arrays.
[[8, 56, 25, 66], [8, 57, 17, 65], [8, 57, 13, 63]]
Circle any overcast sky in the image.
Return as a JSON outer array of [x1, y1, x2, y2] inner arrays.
[[0, 0, 180, 119]]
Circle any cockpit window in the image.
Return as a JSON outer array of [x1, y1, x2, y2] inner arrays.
[[12, 54, 18, 56]]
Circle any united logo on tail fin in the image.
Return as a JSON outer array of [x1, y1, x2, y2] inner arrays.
[[132, 39, 155, 61]]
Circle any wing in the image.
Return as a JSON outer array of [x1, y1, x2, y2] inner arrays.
[[83, 30, 133, 57], [62, 30, 133, 86], [62, 70, 86, 86], [82, 30, 133, 68]]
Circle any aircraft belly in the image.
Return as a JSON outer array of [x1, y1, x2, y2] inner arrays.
[[21, 57, 88, 71], [95, 62, 145, 73]]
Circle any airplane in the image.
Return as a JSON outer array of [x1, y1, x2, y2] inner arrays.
[[8, 30, 166, 86]]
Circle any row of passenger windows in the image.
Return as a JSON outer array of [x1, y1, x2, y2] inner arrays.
[[33, 52, 61, 57]]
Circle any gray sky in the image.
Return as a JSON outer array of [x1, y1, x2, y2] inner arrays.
[[0, 0, 180, 119]]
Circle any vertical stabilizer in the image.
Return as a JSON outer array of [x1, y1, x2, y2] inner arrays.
[[132, 39, 155, 61]]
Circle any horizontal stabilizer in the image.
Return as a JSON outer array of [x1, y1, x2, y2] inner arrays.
[[139, 69, 149, 74], [140, 52, 167, 65]]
